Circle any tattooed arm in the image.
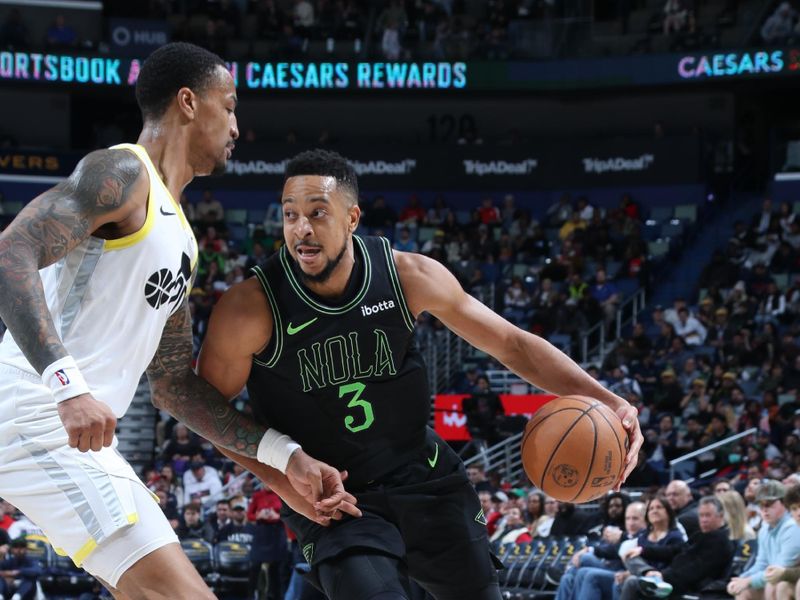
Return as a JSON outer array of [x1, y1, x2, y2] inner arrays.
[[0, 149, 146, 451], [147, 295, 361, 523], [0, 149, 144, 372]]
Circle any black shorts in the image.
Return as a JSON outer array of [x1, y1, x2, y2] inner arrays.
[[282, 429, 500, 597]]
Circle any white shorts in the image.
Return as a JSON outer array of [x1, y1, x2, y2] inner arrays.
[[0, 365, 178, 587]]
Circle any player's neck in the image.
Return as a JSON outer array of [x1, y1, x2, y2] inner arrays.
[[136, 123, 194, 199]]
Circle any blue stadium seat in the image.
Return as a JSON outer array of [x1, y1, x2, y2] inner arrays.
[[225, 208, 247, 225], [499, 541, 534, 588], [3, 201, 22, 215], [647, 240, 670, 259], [22, 536, 52, 568], [46, 551, 96, 596], [661, 222, 685, 238], [181, 539, 214, 577], [649, 206, 673, 223], [673, 204, 698, 222], [227, 223, 248, 243], [456, 210, 472, 224], [247, 208, 267, 224], [212, 541, 251, 596], [418, 226, 436, 243], [642, 222, 661, 241]]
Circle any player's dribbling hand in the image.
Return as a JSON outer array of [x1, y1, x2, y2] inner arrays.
[[57, 393, 117, 452], [614, 403, 643, 490], [286, 449, 362, 521]]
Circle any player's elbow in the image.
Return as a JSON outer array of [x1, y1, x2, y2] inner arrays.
[[496, 327, 528, 371], [147, 373, 179, 411]]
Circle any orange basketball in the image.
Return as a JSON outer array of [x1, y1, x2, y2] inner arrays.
[[520, 395, 628, 503]]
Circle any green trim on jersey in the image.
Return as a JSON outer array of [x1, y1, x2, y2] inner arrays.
[[252, 266, 284, 368], [278, 236, 372, 315], [381, 237, 415, 332]]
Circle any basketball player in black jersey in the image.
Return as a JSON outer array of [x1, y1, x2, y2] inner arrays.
[[197, 149, 644, 600]]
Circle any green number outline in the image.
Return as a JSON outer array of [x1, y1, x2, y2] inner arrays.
[[340, 382, 374, 433]]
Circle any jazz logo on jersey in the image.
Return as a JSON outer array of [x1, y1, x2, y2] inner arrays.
[[54, 369, 70, 386], [144, 252, 193, 313]]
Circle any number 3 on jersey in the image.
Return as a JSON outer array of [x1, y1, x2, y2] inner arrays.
[[340, 382, 374, 433]]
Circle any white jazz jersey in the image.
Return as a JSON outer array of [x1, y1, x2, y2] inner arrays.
[[0, 143, 198, 417]]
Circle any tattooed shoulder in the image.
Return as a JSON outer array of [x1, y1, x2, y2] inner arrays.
[[2, 148, 146, 269], [65, 148, 145, 216]]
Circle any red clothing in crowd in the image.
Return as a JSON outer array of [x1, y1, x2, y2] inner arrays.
[[247, 489, 282, 523], [399, 206, 426, 223], [479, 205, 500, 225]]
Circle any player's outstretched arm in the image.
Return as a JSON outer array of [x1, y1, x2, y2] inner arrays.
[[150, 281, 359, 518], [395, 250, 643, 484], [0, 149, 146, 451], [147, 299, 266, 458]]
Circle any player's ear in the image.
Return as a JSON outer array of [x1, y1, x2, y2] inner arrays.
[[347, 204, 361, 233], [176, 87, 197, 121]]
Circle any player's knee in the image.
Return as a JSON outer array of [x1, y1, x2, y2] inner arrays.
[[433, 583, 502, 600], [318, 552, 411, 600]]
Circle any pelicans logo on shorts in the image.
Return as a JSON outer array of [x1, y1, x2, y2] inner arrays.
[[143, 252, 193, 313]]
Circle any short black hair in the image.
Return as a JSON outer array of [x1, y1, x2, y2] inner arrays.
[[136, 42, 227, 121], [285, 149, 359, 204]]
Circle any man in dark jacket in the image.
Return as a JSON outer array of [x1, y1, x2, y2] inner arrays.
[[555, 501, 647, 600], [217, 501, 257, 545], [203, 498, 232, 545], [618, 495, 735, 599], [175, 504, 206, 541], [0, 538, 43, 600], [665, 479, 700, 539]]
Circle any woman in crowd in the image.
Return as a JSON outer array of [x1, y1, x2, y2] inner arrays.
[[718, 490, 757, 541], [614, 495, 685, 590]]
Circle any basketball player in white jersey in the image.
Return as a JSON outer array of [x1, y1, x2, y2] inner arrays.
[[0, 43, 358, 599]]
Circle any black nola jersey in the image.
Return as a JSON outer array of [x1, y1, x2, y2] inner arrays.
[[247, 236, 431, 486]]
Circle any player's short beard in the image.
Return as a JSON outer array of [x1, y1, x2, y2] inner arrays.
[[211, 157, 227, 176], [296, 239, 348, 285]]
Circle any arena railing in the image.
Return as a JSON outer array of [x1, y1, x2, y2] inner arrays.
[[668, 427, 757, 483], [463, 431, 525, 483], [580, 286, 646, 365]]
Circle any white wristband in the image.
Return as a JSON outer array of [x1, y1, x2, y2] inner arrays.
[[42, 356, 91, 403], [256, 428, 301, 474]]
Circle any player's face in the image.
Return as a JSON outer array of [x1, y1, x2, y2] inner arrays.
[[192, 65, 238, 176], [282, 175, 360, 285]]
